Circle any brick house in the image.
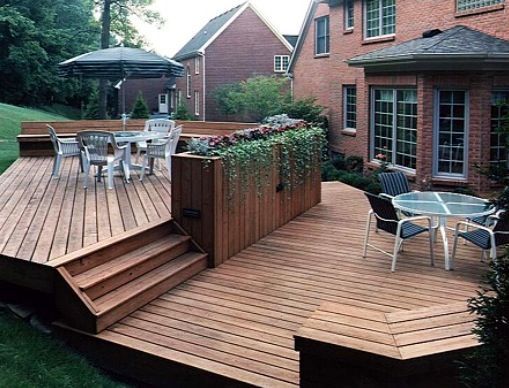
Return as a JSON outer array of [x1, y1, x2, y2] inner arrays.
[[289, 0, 509, 192], [173, 2, 296, 121]]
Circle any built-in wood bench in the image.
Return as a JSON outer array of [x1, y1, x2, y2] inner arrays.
[[295, 302, 480, 387], [17, 120, 257, 157]]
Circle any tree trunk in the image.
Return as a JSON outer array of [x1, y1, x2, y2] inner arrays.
[[98, 0, 111, 119]]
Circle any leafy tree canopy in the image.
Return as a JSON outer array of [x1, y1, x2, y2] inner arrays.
[[0, 0, 99, 105]]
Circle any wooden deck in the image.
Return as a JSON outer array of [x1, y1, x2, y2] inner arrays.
[[88, 182, 485, 387], [0, 157, 172, 265]]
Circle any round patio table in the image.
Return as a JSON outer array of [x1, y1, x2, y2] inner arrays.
[[114, 131, 165, 170], [392, 192, 495, 270]]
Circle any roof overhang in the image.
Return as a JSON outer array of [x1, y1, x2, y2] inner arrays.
[[347, 53, 509, 73]]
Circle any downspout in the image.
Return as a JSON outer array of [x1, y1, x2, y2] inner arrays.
[[199, 52, 206, 121]]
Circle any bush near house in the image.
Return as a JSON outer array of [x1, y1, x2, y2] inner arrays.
[[130, 92, 149, 119], [214, 76, 327, 125], [173, 102, 191, 120]]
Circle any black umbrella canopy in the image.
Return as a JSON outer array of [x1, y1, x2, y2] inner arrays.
[[58, 47, 184, 79]]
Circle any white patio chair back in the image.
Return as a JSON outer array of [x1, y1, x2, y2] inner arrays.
[[143, 119, 175, 135], [77, 130, 129, 189], [140, 125, 182, 182], [47, 124, 81, 176], [78, 131, 112, 164]]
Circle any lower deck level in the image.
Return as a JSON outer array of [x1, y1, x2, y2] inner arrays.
[[64, 183, 484, 387]]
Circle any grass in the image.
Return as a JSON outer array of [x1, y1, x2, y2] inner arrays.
[[0, 103, 69, 173], [0, 104, 127, 386], [0, 310, 126, 387]]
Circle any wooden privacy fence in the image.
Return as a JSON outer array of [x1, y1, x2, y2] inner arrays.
[[171, 151, 322, 267], [18, 120, 256, 157]]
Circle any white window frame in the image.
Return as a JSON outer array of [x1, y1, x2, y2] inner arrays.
[[315, 16, 330, 55], [170, 90, 175, 109], [177, 90, 182, 106], [343, 85, 357, 130], [457, 0, 504, 12], [274, 55, 290, 72], [432, 89, 469, 179], [186, 66, 191, 98], [194, 56, 200, 75], [490, 90, 509, 167], [363, 0, 396, 39], [370, 87, 418, 172], [194, 91, 200, 116], [344, 0, 355, 30]]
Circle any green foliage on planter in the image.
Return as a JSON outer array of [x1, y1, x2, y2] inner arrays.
[[188, 118, 326, 199], [130, 92, 149, 119]]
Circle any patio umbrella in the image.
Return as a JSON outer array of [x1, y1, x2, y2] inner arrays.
[[58, 46, 184, 120]]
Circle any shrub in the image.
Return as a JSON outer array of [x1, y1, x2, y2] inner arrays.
[[84, 90, 100, 119], [130, 92, 149, 119], [459, 254, 509, 387], [173, 102, 191, 120], [281, 97, 327, 128]]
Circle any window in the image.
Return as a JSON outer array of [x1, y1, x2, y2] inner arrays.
[[434, 90, 468, 177], [315, 16, 329, 55], [490, 91, 509, 166], [177, 90, 182, 106], [186, 66, 191, 98], [343, 86, 357, 129], [194, 91, 200, 116], [194, 56, 200, 75], [364, 0, 396, 38], [457, 0, 504, 11], [372, 89, 417, 170], [274, 55, 290, 72], [170, 90, 175, 109], [344, 0, 355, 29]]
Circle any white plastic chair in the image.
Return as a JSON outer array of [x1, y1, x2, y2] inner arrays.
[[140, 125, 182, 182], [47, 124, 82, 176], [136, 119, 176, 159], [77, 130, 130, 190]]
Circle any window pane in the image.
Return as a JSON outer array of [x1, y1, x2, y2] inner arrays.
[[345, 0, 355, 29], [344, 86, 357, 129], [490, 91, 509, 167], [395, 90, 417, 170], [457, 0, 504, 12], [436, 90, 467, 176], [315, 17, 329, 54], [365, 0, 396, 38]]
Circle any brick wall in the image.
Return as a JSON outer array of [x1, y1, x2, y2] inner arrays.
[[204, 6, 292, 122], [121, 78, 169, 114], [292, 0, 509, 191], [174, 57, 205, 120]]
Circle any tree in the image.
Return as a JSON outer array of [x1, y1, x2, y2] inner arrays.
[[0, 0, 99, 106], [214, 76, 290, 122], [95, 0, 163, 118], [130, 92, 149, 119]]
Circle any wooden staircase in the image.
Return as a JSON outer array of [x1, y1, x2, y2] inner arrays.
[[52, 218, 207, 333]]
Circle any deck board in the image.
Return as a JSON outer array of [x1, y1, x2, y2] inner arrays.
[[0, 157, 172, 263], [0, 159, 487, 386], [95, 182, 486, 387]]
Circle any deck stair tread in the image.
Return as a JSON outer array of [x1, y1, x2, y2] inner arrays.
[[94, 251, 208, 315], [74, 234, 191, 290]]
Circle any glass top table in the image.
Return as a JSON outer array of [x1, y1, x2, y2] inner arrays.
[[393, 192, 495, 270]]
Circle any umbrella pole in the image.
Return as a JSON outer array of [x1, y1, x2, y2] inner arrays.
[[122, 80, 126, 130]]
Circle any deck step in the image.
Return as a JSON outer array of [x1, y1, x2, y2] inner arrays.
[[74, 235, 191, 299], [93, 251, 207, 332]]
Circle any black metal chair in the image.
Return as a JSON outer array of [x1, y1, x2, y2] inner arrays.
[[452, 214, 509, 264], [363, 192, 434, 272], [378, 171, 411, 199]]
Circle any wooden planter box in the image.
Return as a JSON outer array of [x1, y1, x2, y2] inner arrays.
[[171, 151, 321, 267]]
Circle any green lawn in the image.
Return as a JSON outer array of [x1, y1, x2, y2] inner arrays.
[[0, 103, 70, 173], [0, 103, 127, 386], [0, 310, 126, 387]]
